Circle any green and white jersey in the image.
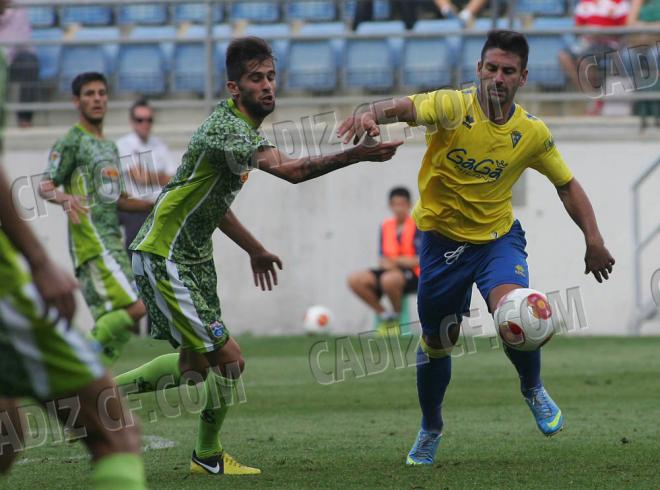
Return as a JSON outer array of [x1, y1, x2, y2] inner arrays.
[[46, 124, 124, 268], [131, 99, 272, 264], [0, 229, 30, 298]]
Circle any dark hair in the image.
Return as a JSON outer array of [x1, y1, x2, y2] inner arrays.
[[226, 36, 274, 82], [481, 30, 529, 70], [130, 98, 151, 119], [71, 72, 107, 96], [389, 187, 411, 202]]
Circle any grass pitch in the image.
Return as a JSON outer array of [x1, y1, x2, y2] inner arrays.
[[4, 335, 660, 489]]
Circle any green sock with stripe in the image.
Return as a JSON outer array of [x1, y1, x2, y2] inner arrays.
[[195, 371, 235, 458], [90, 453, 145, 490], [90, 309, 134, 366], [115, 353, 181, 393]]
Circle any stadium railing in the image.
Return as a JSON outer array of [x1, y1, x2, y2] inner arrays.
[[3, 0, 660, 119]]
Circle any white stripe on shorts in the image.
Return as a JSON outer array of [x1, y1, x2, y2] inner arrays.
[[165, 260, 214, 351], [141, 254, 182, 346]]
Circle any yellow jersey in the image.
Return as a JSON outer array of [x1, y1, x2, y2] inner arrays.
[[408, 87, 573, 244]]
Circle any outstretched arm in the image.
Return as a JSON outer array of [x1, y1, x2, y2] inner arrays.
[[556, 178, 615, 283], [254, 136, 402, 184], [0, 166, 78, 322], [337, 97, 416, 145], [117, 193, 153, 213], [38, 179, 89, 225], [218, 209, 282, 291]]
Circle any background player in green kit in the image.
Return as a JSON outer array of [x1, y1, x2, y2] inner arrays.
[[40, 73, 155, 366], [116, 37, 402, 477], [0, 25, 145, 486]]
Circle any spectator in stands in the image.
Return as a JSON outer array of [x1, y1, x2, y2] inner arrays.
[[347, 187, 422, 335], [626, 0, 660, 123], [558, 0, 631, 115], [116, 99, 176, 251], [0, 6, 39, 127], [352, 0, 486, 30]]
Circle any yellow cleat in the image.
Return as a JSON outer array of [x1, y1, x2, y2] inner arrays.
[[376, 319, 401, 337], [190, 450, 261, 476]]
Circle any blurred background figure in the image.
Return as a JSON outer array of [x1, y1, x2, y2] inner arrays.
[[352, 0, 486, 30], [0, 5, 38, 127], [558, 0, 631, 115], [626, 0, 660, 126], [116, 98, 176, 251], [347, 187, 421, 335]]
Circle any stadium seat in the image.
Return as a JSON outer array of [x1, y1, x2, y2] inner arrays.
[[117, 4, 169, 25], [286, 23, 345, 92], [58, 27, 119, 92], [117, 26, 175, 94], [31, 28, 61, 80], [173, 3, 224, 24], [373, 0, 391, 20], [172, 25, 229, 93], [517, 0, 566, 17], [286, 1, 336, 22], [346, 21, 405, 91], [229, 1, 280, 23], [27, 7, 56, 28], [342, 0, 390, 22], [60, 6, 113, 26], [413, 19, 463, 64], [401, 36, 453, 89], [245, 23, 291, 70], [526, 18, 573, 88], [287, 41, 337, 92]]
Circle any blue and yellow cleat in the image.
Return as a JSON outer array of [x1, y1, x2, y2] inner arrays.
[[524, 385, 564, 437], [406, 429, 442, 465]]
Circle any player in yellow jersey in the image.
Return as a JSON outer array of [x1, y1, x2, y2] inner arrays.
[[338, 30, 615, 465]]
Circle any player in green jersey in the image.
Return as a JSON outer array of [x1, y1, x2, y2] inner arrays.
[[116, 37, 402, 477], [40, 73, 155, 366], [0, 29, 145, 486]]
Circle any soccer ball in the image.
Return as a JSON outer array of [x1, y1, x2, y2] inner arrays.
[[494, 288, 554, 351], [303, 305, 333, 334]]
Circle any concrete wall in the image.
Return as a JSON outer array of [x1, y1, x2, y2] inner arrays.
[[5, 131, 660, 337]]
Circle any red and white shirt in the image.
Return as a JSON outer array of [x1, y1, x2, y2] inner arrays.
[[574, 0, 630, 26]]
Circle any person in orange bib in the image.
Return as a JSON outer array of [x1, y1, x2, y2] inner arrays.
[[348, 187, 422, 333]]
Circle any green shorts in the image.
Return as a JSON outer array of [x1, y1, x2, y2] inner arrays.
[[0, 281, 104, 400], [77, 250, 139, 320], [131, 252, 230, 352]]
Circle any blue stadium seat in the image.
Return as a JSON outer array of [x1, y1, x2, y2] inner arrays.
[[172, 25, 229, 93], [286, 23, 344, 92], [402, 38, 453, 90], [373, 0, 391, 20], [526, 18, 573, 88], [300, 21, 345, 63], [413, 19, 463, 63], [286, 1, 336, 22], [287, 41, 337, 92], [346, 21, 404, 90], [74, 27, 121, 74], [342, 0, 390, 22], [460, 18, 523, 83], [58, 27, 120, 92], [229, 2, 280, 23], [118, 4, 169, 25], [245, 23, 290, 70], [117, 26, 175, 94], [517, 0, 566, 17], [60, 6, 113, 26], [31, 28, 61, 80], [173, 3, 224, 24], [27, 7, 56, 28]]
